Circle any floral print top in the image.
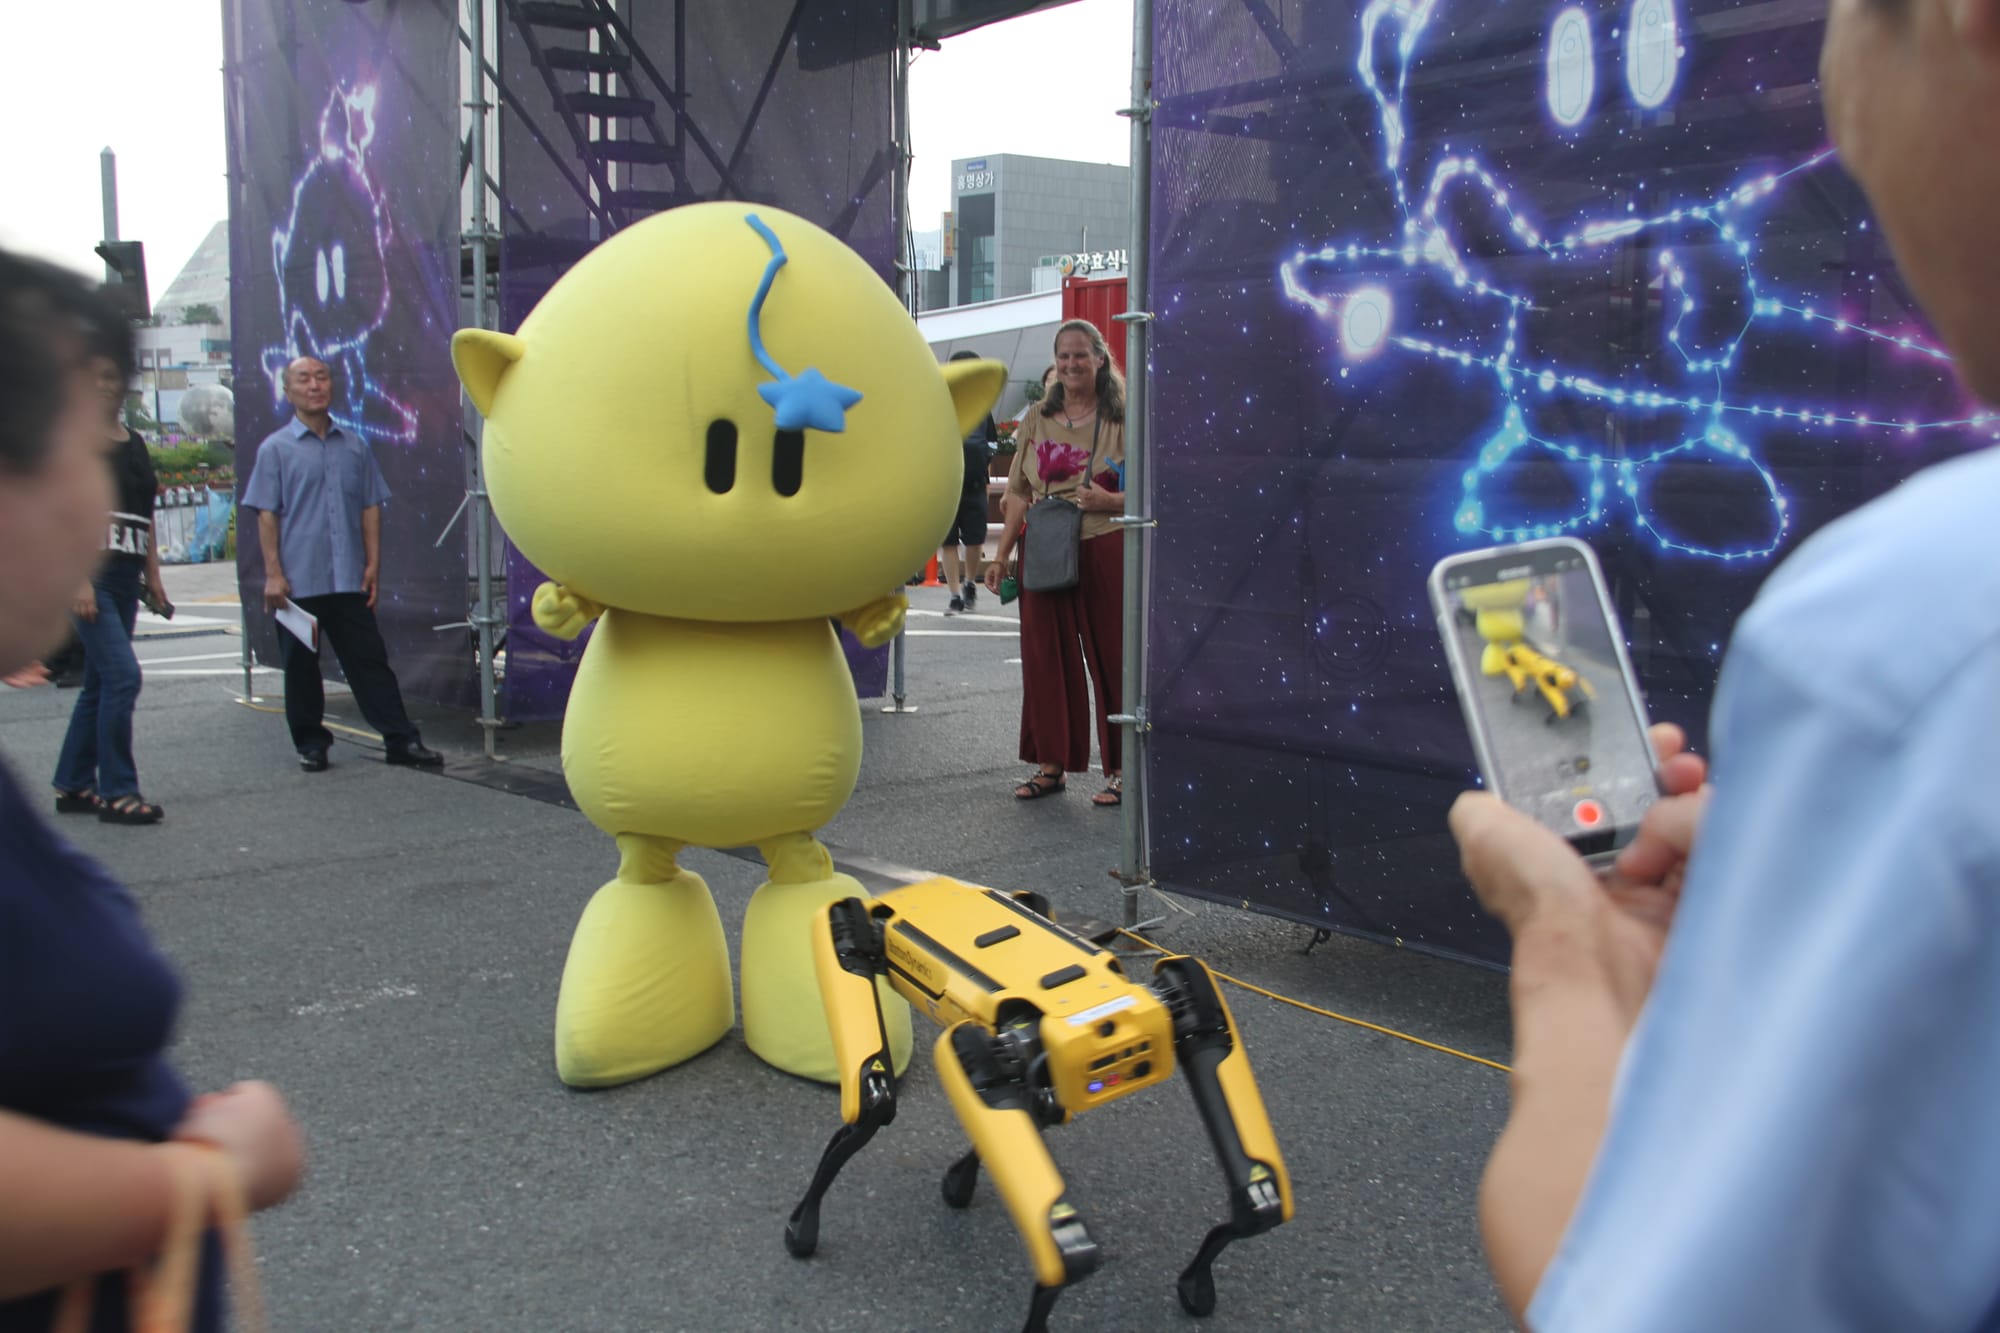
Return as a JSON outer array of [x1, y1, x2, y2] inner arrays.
[[1005, 403, 1127, 542]]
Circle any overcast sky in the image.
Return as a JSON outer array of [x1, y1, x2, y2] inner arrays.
[[0, 0, 1133, 304]]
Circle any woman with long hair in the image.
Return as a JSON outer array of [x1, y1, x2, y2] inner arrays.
[[987, 319, 1127, 806]]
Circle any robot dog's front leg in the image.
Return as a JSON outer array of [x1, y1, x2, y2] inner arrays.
[[1154, 956, 1294, 1318], [935, 1022, 1100, 1333], [785, 898, 898, 1260]]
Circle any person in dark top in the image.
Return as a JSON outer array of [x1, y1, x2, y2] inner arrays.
[[0, 248, 304, 1330], [50, 355, 168, 824], [942, 349, 998, 613]]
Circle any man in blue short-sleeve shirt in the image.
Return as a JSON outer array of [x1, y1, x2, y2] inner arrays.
[[1448, 0, 2000, 1326], [240, 357, 442, 772]]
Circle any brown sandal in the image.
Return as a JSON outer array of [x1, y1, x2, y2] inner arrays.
[[1014, 771, 1066, 800], [1092, 775, 1123, 808]]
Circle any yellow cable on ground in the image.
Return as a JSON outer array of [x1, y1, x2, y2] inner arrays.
[[1117, 929, 1510, 1074], [233, 697, 383, 744]]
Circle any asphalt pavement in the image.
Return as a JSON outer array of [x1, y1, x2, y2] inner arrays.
[[0, 560, 1513, 1332]]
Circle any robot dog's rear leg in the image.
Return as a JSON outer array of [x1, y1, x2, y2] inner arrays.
[[935, 1023, 1100, 1333], [1155, 957, 1294, 1318]]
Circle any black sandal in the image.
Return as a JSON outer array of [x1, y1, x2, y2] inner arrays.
[[54, 787, 100, 815], [1014, 771, 1066, 800], [1092, 775, 1123, 808], [99, 795, 164, 826]]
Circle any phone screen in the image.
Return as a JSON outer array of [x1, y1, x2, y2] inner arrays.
[[1437, 544, 1657, 854]]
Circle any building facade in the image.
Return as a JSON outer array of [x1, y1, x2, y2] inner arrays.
[[939, 153, 1129, 309]]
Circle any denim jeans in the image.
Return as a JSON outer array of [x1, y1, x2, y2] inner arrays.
[[53, 562, 144, 800]]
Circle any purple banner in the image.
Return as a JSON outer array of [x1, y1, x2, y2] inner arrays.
[[222, 0, 472, 708], [495, 0, 896, 719], [1147, 0, 1987, 963]]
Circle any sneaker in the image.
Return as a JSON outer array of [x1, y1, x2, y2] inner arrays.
[[962, 581, 978, 609], [947, 595, 964, 614]]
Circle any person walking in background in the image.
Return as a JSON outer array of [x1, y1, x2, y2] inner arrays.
[[943, 350, 998, 614], [50, 344, 169, 824], [239, 357, 443, 773], [987, 321, 1126, 807], [0, 246, 305, 1331]]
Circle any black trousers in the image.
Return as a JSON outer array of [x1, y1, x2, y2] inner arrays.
[[280, 592, 419, 753]]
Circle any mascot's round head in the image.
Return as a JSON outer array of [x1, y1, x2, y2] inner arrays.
[[452, 203, 1004, 621]]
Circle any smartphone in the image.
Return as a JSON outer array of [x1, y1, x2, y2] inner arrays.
[[1428, 537, 1659, 864]]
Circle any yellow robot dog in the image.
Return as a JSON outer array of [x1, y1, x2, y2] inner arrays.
[[1458, 579, 1594, 722], [452, 206, 1005, 1088], [1499, 642, 1596, 720], [784, 877, 1293, 1332]]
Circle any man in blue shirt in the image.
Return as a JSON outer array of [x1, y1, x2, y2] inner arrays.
[[240, 357, 441, 772], [1448, 0, 2000, 1326]]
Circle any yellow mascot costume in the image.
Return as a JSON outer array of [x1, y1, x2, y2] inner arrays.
[[451, 205, 1005, 1088]]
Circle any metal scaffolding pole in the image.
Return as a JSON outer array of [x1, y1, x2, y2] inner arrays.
[[1110, 0, 1157, 929], [881, 0, 920, 718], [464, 0, 503, 758]]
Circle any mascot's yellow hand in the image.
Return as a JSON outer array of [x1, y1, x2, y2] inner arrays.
[[836, 593, 907, 649], [532, 581, 604, 640]]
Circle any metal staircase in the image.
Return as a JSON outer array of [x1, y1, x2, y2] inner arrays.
[[503, 0, 741, 235]]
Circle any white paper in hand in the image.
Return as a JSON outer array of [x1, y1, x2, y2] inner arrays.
[[275, 599, 318, 650]]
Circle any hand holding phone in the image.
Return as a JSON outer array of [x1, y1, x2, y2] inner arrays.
[[1430, 538, 1660, 864]]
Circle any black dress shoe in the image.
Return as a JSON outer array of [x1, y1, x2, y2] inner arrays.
[[385, 740, 444, 768], [299, 748, 330, 773]]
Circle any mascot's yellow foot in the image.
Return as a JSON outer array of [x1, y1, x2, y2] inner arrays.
[[555, 837, 733, 1088], [741, 838, 913, 1083]]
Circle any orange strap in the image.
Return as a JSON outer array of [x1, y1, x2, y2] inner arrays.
[[51, 1143, 265, 1333]]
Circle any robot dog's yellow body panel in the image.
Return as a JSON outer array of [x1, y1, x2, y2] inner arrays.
[[796, 876, 1292, 1330]]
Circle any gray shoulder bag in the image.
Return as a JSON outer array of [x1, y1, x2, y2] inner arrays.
[[1020, 417, 1099, 593]]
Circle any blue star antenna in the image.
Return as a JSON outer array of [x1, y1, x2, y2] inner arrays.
[[744, 214, 863, 433]]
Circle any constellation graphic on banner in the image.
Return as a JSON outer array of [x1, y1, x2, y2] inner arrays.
[[1278, 0, 1997, 561], [260, 82, 419, 445]]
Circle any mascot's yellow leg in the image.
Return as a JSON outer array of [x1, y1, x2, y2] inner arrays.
[[740, 832, 914, 1083], [554, 833, 734, 1088]]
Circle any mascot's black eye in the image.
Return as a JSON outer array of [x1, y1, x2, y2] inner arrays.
[[772, 429, 805, 498], [705, 420, 737, 494]]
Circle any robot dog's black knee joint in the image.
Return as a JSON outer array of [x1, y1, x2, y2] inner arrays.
[[858, 1067, 897, 1127], [1047, 1201, 1102, 1284], [1233, 1173, 1286, 1235]]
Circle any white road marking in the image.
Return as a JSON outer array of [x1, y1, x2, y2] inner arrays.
[[904, 609, 1017, 626], [138, 651, 245, 664], [142, 667, 279, 677], [137, 611, 238, 628]]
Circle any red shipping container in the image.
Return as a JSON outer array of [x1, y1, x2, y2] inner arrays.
[[1062, 275, 1129, 372]]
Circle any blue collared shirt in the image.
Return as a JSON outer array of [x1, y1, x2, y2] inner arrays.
[[1529, 447, 2000, 1332], [239, 417, 391, 599]]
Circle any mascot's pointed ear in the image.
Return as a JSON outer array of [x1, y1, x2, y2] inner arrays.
[[941, 358, 1007, 438], [452, 329, 526, 417]]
